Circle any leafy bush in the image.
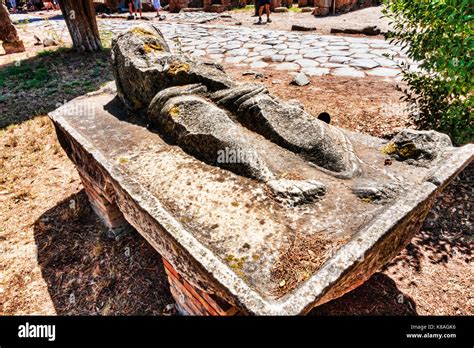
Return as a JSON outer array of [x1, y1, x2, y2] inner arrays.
[[383, 0, 473, 145]]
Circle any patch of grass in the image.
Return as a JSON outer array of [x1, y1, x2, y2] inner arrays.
[[0, 64, 51, 90], [288, 6, 302, 13], [0, 47, 113, 129], [232, 5, 254, 12]]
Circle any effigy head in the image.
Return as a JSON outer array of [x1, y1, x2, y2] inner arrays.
[[111, 24, 234, 113]]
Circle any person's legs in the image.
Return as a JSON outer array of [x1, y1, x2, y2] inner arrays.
[[257, 1, 264, 23], [129, 0, 133, 15], [265, 3, 271, 22]]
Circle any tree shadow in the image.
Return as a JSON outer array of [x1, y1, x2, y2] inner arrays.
[[309, 272, 417, 315], [385, 163, 473, 273], [0, 47, 113, 129], [33, 190, 174, 315]]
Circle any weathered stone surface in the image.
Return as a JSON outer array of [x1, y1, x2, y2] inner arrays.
[[332, 67, 365, 77], [302, 67, 330, 76], [382, 129, 452, 165], [275, 62, 300, 70], [350, 58, 379, 69], [111, 24, 233, 112], [291, 72, 310, 86], [0, 3, 25, 54], [330, 25, 383, 36], [291, 24, 317, 32]]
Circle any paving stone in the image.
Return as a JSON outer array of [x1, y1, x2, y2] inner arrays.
[[274, 44, 288, 50], [260, 49, 278, 56], [310, 41, 329, 48], [350, 58, 380, 69], [207, 48, 225, 54], [332, 67, 366, 77], [243, 42, 259, 49], [374, 57, 398, 67], [275, 62, 300, 71], [326, 50, 352, 56], [351, 53, 378, 59], [285, 54, 303, 62], [315, 56, 329, 63], [191, 49, 206, 57], [303, 51, 328, 59], [350, 44, 369, 49], [329, 56, 352, 64], [227, 48, 250, 56], [253, 44, 273, 52], [271, 54, 286, 62], [209, 54, 224, 60], [280, 48, 299, 55], [370, 42, 392, 49], [322, 63, 346, 68], [225, 56, 247, 64], [302, 67, 330, 76], [287, 42, 302, 49], [223, 43, 242, 50], [244, 56, 264, 63], [366, 67, 400, 77], [250, 60, 269, 69], [295, 59, 319, 68]]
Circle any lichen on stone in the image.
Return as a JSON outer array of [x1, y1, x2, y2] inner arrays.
[[397, 142, 417, 158], [143, 43, 164, 54], [381, 142, 397, 155], [169, 106, 180, 118], [129, 27, 157, 38], [168, 62, 190, 76]]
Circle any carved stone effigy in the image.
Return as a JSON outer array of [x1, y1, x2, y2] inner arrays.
[[49, 25, 473, 315]]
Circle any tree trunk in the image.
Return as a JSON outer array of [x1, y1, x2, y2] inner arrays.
[[0, 3, 25, 54], [58, 0, 102, 52]]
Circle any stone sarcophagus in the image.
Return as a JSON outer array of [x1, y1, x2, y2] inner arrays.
[[49, 25, 473, 315]]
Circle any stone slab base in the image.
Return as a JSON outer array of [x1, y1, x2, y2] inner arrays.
[[163, 258, 240, 316]]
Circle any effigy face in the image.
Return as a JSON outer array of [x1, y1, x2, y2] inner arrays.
[[49, 24, 473, 315]]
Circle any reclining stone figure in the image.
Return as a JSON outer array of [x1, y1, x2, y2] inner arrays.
[[111, 25, 364, 205]]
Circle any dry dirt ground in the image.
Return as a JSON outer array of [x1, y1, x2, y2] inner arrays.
[[212, 6, 390, 36], [0, 23, 472, 316]]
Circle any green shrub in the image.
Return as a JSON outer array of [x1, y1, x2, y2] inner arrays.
[[383, 0, 473, 145]]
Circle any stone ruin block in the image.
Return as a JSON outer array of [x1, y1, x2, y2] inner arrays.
[[49, 25, 473, 315]]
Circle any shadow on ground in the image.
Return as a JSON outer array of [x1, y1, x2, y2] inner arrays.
[[0, 47, 113, 129], [34, 190, 174, 315], [309, 272, 417, 315], [385, 162, 473, 273]]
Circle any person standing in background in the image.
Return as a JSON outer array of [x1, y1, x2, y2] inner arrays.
[[256, 0, 272, 24], [153, 0, 164, 19], [134, 0, 142, 19], [128, 0, 134, 16], [8, 0, 17, 13]]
